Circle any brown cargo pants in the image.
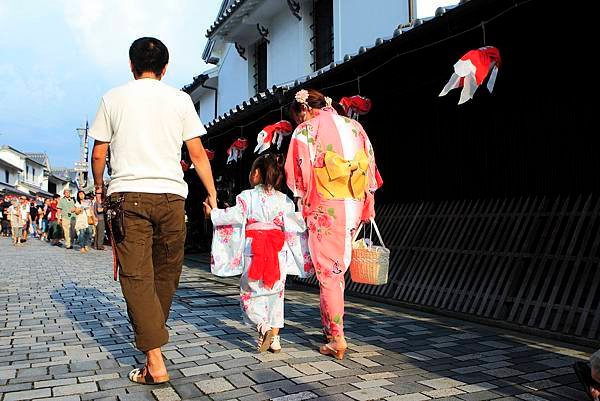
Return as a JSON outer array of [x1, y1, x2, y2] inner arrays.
[[111, 192, 186, 352]]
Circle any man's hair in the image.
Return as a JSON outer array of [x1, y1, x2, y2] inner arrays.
[[129, 37, 169, 77], [591, 349, 600, 373]]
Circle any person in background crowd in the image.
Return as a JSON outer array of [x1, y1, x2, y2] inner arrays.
[[574, 350, 600, 401], [57, 189, 76, 249], [74, 190, 92, 253], [19, 197, 30, 243], [89, 37, 217, 384], [1, 204, 10, 237], [92, 193, 105, 250], [40, 199, 50, 241], [29, 200, 39, 239], [48, 194, 61, 246], [8, 199, 23, 245]]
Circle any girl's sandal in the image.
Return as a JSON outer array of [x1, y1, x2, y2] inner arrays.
[[270, 335, 282, 353], [128, 366, 170, 385], [257, 329, 274, 353], [319, 343, 347, 360]]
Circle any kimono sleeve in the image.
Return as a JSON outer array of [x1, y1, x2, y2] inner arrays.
[[285, 123, 313, 199], [281, 196, 314, 278], [209, 192, 250, 277], [354, 121, 383, 221]]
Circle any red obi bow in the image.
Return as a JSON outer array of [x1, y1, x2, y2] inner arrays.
[[246, 229, 285, 289]]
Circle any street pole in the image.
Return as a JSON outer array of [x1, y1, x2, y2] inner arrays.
[[76, 121, 89, 190]]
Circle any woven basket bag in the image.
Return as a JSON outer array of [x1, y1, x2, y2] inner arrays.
[[349, 218, 390, 285]]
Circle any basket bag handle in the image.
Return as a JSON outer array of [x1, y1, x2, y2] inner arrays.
[[353, 218, 386, 248]]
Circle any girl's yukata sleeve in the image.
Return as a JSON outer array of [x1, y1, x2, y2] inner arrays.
[[210, 192, 249, 277], [280, 196, 314, 278], [354, 120, 383, 221]]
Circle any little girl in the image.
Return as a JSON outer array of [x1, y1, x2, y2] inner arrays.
[[204, 153, 312, 353]]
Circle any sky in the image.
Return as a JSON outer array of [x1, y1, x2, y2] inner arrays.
[[0, 0, 454, 170], [0, 0, 222, 168]]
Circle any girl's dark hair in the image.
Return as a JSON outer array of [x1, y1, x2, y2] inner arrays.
[[252, 153, 285, 191], [77, 190, 85, 200], [289, 89, 328, 123]]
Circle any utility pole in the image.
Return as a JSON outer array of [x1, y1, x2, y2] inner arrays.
[[75, 121, 89, 189]]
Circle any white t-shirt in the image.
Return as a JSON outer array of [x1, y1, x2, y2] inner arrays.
[[89, 78, 206, 198]]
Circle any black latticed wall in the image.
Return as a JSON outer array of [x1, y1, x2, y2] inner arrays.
[[294, 196, 600, 346]]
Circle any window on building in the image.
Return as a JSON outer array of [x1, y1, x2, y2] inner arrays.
[[312, 0, 334, 71], [48, 182, 57, 194], [32, 168, 36, 181], [26, 166, 29, 180], [253, 40, 268, 94], [4, 170, 8, 184]]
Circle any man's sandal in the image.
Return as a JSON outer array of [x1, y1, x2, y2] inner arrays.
[[128, 366, 170, 385]]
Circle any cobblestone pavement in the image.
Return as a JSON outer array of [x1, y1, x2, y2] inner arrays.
[[0, 238, 594, 401]]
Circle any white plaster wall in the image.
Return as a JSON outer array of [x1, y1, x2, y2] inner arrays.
[[1, 168, 18, 185], [267, 6, 313, 87], [0, 149, 23, 170], [217, 44, 250, 116], [333, 0, 409, 60], [198, 91, 217, 125]]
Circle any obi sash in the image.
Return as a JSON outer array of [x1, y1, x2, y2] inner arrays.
[[314, 149, 369, 200], [246, 222, 285, 289]]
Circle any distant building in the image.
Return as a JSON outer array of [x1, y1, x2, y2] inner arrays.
[[0, 145, 76, 199]]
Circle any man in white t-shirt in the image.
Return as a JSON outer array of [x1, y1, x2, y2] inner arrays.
[[89, 37, 216, 385]]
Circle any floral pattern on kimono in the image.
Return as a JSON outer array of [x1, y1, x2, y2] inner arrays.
[[285, 108, 382, 337], [210, 185, 313, 329]]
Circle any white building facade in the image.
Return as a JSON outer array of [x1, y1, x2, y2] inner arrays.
[[0, 145, 73, 198], [190, 0, 425, 121]]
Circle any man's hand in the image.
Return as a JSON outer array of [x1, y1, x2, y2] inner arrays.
[[204, 194, 217, 218]]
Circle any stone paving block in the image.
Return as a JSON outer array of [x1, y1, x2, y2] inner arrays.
[[206, 386, 256, 401], [195, 377, 235, 394], [180, 363, 222, 377], [357, 371, 398, 380], [245, 368, 285, 383], [33, 377, 77, 388], [345, 386, 396, 401], [274, 365, 305, 378], [38, 396, 81, 401], [521, 379, 560, 391], [271, 391, 319, 400], [351, 378, 395, 389], [514, 394, 549, 400], [422, 387, 466, 398], [52, 380, 98, 396], [309, 360, 347, 372], [151, 387, 181, 401], [457, 382, 497, 393], [3, 388, 52, 401], [292, 372, 332, 384], [385, 394, 432, 401], [419, 378, 466, 390], [116, 392, 156, 401]]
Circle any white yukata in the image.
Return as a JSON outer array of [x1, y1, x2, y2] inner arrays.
[[211, 185, 313, 330]]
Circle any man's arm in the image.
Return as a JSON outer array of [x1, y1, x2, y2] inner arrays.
[[185, 137, 217, 209], [92, 140, 109, 202]]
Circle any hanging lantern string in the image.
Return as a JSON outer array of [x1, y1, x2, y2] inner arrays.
[[203, 0, 532, 142]]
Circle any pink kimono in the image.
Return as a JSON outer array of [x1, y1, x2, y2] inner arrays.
[[285, 108, 382, 338]]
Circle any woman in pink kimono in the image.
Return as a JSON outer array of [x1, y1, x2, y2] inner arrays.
[[285, 89, 382, 360]]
